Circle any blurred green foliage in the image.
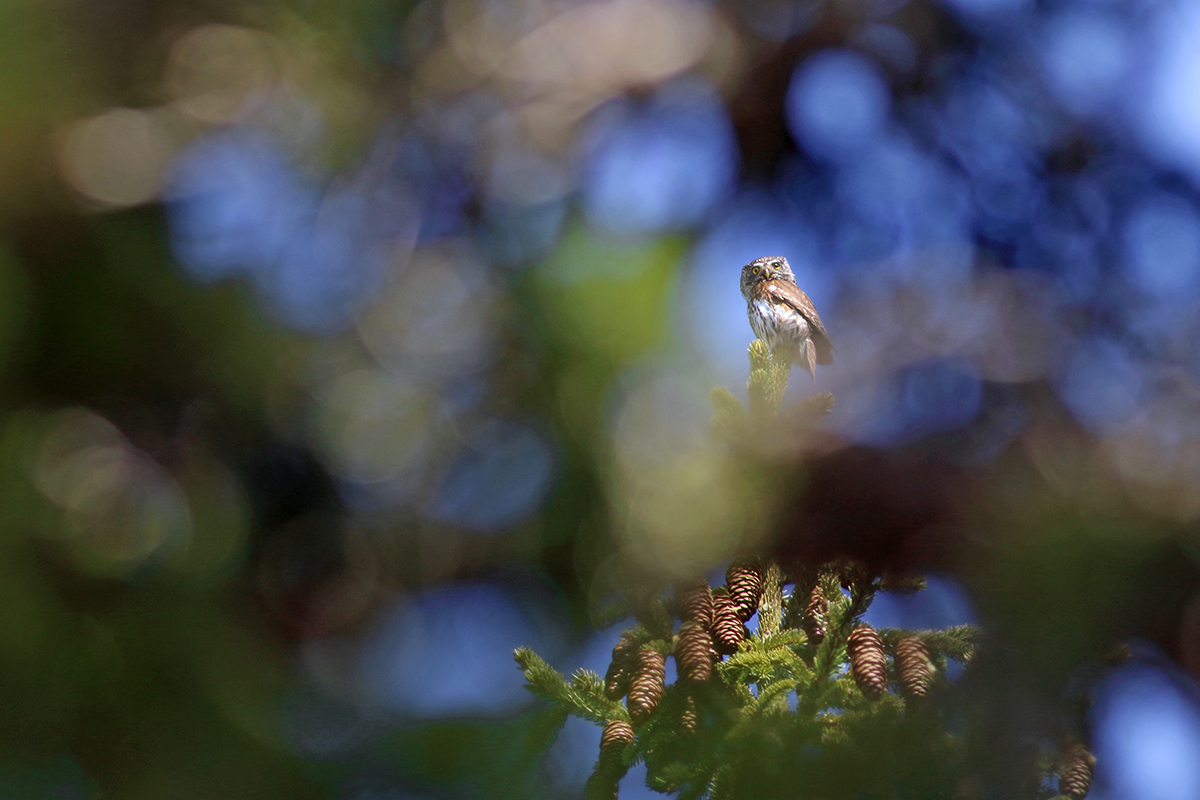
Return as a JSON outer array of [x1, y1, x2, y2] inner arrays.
[[0, 0, 1198, 798], [534, 223, 685, 365]]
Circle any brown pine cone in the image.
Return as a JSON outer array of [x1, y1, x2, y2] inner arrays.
[[847, 625, 888, 700], [1058, 741, 1096, 799], [604, 635, 640, 700], [710, 587, 745, 655], [894, 636, 933, 700], [726, 558, 763, 622], [674, 578, 713, 628], [628, 647, 665, 724], [802, 584, 828, 645], [599, 719, 634, 772], [675, 621, 712, 683], [680, 694, 698, 733]]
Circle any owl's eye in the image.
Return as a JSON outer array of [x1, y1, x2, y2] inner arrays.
[[752, 267, 759, 275]]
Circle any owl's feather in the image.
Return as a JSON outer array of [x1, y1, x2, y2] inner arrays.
[[761, 280, 834, 365], [740, 256, 834, 380]]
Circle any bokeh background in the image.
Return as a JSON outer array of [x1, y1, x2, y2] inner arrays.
[[4, 0, 1200, 796]]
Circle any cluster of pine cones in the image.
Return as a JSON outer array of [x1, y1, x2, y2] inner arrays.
[[589, 559, 764, 795], [599, 559, 942, 734], [586, 557, 1096, 800], [604, 561, 763, 712], [844, 624, 933, 702]]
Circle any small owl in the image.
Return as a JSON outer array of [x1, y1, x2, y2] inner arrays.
[[740, 256, 833, 380]]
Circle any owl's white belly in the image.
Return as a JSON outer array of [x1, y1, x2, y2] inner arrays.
[[749, 298, 811, 352]]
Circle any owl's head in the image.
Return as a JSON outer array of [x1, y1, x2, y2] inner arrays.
[[740, 256, 793, 299]]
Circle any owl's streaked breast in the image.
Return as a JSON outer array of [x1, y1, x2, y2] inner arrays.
[[748, 296, 811, 351]]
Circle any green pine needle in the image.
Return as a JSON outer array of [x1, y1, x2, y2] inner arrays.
[[514, 648, 627, 725], [747, 340, 791, 419], [757, 563, 783, 638], [753, 677, 797, 713], [512, 345, 1004, 799]]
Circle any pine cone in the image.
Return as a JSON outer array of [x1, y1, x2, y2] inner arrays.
[[726, 558, 763, 622], [599, 719, 634, 772], [680, 694, 698, 733], [894, 636, 933, 700], [1058, 741, 1096, 799], [710, 588, 744, 655], [674, 578, 713, 628], [802, 584, 828, 645], [847, 625, 888, 700], [628, 647, 665, 724], [604, 635, 640, 700], [675, 621, 712, 683]]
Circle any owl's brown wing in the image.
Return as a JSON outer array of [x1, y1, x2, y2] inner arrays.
[[763, 280, 834, 365]]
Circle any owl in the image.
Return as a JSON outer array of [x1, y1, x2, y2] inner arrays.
[[739, 256, 833, 380]]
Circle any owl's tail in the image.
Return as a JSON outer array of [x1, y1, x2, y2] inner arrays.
[[799, 339, 817, 381], [813, 331, 833, 366], [778, 341, 816, 380]]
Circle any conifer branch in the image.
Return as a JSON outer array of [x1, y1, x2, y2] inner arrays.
[[613, 623, 657, 649], [876, 625, 981, 662], [757, 563, 783, 638], [748, 628, 808, 650], [754, 677, 797, 714], [709, 765, 735, 800], [783, 565, 820, 631], [839, 577, 877, 632], [592, 597, 636, 629], [801, 624, 849, 717], [627, 683, 687, 751], [719, 649, 789, 685], [648, 763, 692, 793], [710, 386, 748, 440], [676, 777, 707, 800], [509, 346, 1036, 800], [514, 648, 628, 725], [631, 597, 675, 642], [525, 705, 571, 756], [747, 340, 790, 419], [813, 675, 856, 712]]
